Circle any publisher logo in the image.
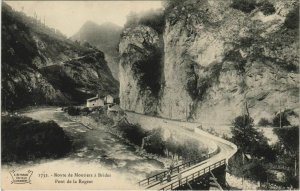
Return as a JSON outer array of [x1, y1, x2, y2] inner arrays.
[[9, 170, 33, 184]]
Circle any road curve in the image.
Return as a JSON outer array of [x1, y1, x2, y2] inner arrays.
[[125, 111, 238, 190]]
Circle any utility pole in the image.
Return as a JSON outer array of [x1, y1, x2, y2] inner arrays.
[[276, 67, 282, 128], [279, 96, 282, 128], [242, 101, 249, 190], [4, 94, 6, 112], [295, 157, 297, 177]]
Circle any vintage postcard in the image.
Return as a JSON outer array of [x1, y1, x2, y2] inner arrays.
[[1, 0, 299, 190]]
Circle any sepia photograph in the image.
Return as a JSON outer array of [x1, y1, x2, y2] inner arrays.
[[1, 0, 299, 190]]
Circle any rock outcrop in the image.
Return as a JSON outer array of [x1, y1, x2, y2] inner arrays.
[[119, 0, 299, 125], [119, 26, 163, 115]]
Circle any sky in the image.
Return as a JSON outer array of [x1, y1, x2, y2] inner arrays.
[[5, 1, 163, 37]]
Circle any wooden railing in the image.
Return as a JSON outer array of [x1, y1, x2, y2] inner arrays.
[[159, 159, 226, 191], [138, 147, 220, 187], [138, 157, 205, 187], [138, 146, 221, 187]]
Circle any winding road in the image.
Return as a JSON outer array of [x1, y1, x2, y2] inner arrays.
[[125, 111, 237, 190]]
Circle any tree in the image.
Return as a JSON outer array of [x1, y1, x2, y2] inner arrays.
[[273, 126, 299, 178], [272, 111, 291, 127], [231, 115, 271, 159], [244, 159, 268, 183]]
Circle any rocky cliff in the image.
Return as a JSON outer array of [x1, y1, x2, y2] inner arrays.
[[119, 26, 163, 115], [119, 0, 299, 125], [2, 3, 118, 110]]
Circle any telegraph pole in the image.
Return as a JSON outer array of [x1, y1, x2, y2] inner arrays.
[[279, 96, 282, 128]]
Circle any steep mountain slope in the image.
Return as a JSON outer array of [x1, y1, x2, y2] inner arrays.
[[1, 3, 118, 110], [71, 21, 122, 80], [119, 0, 299, 125]]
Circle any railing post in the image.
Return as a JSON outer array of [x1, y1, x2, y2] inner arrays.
[[148, 178, 149, 185]]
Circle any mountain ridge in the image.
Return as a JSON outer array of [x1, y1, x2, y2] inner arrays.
[[2, 3, 119, 110]]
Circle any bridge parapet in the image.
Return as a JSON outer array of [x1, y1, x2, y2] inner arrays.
[[149, 159, 226, 190]]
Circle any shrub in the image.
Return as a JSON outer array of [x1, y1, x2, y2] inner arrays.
[[144, 128, 165, 155], [66, 106, 80, 116], [81, 107, 90, 113], [98, 113, 114, 126], [2, 116, 71, 163], [284, 6, 299, 29], [258, 118, 271, 127], [230, 0, 256, 13], [258, 1, 275, 16], [228, 152, 273, 186], [116, 123, 148, 146], [180, 140, 204, 162], [165, 138, 207, 161], [272, 112, 291, 127]]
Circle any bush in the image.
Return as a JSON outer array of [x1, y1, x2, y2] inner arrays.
[[66, 106, 80, 116], [230, 0, 256, 13], [258, 1, 275, 15], [115, 123, 148, 146], [284, 6, 299, 29], [228, 152, 273, 186], [272, 112, 291, 127], [180, 140, 204, 162], [99, 113, 114, 126], [258, 118, 271, 127], [2, 116, 71, 163], [165, 138, 207, 161], [144, 128, 165, 155], [81, 107, 90, 113]]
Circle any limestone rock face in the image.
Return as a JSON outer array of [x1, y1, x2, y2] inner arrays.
[[119, 26, 162, 115], [119, 0, 299, 125]]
